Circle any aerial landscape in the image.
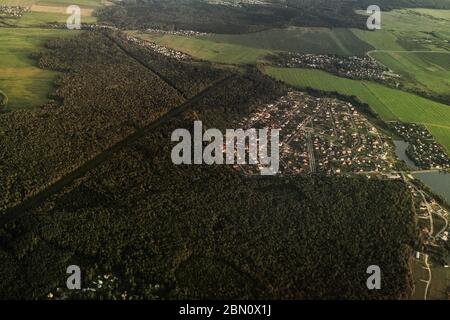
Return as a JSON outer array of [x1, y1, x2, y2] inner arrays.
[[0, 0, 449, 302]]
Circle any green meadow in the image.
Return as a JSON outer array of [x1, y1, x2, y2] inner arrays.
[[0, 27, 75, 109], [265, 67, 450, 153]]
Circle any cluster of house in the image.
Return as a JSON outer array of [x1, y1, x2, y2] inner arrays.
[[124, 34, 192, 61], [145, 28, 208, 37], [236, 91, 395, 175], [270, 52, 400, 83], [392, 122, 450, 169], [206, 0, 271, 7], [0, 5, 27, 17]]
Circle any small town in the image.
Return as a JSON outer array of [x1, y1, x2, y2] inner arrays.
[[269, 52, 400, 83], [391, 122, 450, 169]]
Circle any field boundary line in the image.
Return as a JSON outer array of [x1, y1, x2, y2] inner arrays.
[[104, 31, 189, 100]]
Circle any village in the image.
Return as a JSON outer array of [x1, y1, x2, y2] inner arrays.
[[391, 122, 450, 170], [0, 5, 27, 18], [269, 52, 400, 83], [235, 91, 397, 175]]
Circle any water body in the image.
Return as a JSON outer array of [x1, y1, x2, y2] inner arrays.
[[412, 171, 450, 204], [393, 140, 450, 204], [393, 140, 419, 170]]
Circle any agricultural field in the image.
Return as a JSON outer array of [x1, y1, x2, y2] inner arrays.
[[0, 27, 74, 109], [352, 9, 450, 102], [132, 32, 272, 65], [264, 67, 450, 153], [204, 27, 373, 56], [0, 0, 99, 109]]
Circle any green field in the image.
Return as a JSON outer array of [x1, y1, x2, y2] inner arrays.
[[0, 27, 75, 109], [133, 32, 272, 64], [370, 51, 450, 98], [204, 27, 373, 56], [265, 67, 450, 153]]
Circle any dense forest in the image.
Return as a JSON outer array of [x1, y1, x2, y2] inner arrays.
[[95, 0, 367, 33], [0, 30, 418, 299], [0, 120, 417, 299]]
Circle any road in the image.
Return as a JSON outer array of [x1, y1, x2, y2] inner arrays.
[[305, 131, 316, 173], [422, 254, 432, 301]]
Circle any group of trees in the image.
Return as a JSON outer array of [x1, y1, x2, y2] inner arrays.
[[95, 0, 367, 34], [0, 90, 7, 111]]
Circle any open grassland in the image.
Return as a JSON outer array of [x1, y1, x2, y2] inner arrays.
[[0, 27, 75, 109], [371, 51, 450, 99], [204, 27, 373, 56], [265, 67, 450, 152], [133, 32, 272, 65]]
